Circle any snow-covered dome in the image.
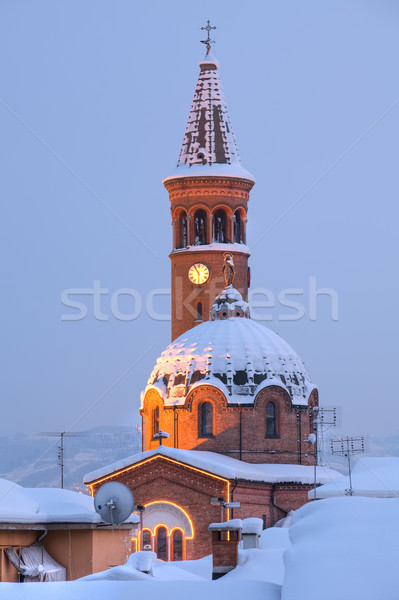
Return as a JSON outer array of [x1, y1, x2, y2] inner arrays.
[[145, 316, 316, 407]]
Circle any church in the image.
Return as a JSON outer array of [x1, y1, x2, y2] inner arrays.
[[84, 31, 339, 562]]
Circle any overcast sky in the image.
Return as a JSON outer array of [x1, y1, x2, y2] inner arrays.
[[1, 1, 398, 441]]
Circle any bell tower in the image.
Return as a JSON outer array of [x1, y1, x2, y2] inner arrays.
[[163, 26, 255, 340]]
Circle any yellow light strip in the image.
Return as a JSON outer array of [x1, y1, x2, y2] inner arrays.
[[87, 454, 230, 487], [87, 456, 231, 527]]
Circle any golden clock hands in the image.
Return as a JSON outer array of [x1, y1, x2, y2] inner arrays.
[[194, 265, 200, 284]]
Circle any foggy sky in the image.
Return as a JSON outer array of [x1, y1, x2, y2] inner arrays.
[[1, 0, 398, 441]]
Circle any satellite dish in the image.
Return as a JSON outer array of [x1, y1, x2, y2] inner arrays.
[[94, 481, 134, 525]]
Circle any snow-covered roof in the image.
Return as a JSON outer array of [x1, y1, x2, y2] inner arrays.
[[210, 285, 249, 320], [84, 445, 342, 486], [0, 477, 139, 525], [309, 456, 399, 499], [145, 316, 316, 407], [163, 52, 255, 184]]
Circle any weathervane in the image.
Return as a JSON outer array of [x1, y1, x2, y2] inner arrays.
[[201, 19, 216, 55]]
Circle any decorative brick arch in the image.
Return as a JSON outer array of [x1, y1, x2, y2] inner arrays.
[[143, 501, 194, 539], [254, 385, 292, 411], [142, 387, 163, 415], [187, 204, 211, 217], [185, 384, 228, 411], [211, 203, 234, 217]]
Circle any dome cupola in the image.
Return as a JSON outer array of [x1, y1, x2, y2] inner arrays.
[[210, 285, 249, 320]]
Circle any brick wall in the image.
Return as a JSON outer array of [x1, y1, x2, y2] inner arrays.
[[91, 456, 229, 560], [164, 175, 254, 341], [142, 385, 317, 466], [89, 455, 316, 559]]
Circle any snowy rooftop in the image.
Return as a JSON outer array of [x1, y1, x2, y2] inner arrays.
[[163, 52, 255, 184], [0, 477, 139, 525], [309, 456, 399, 499], [4, 496, 398, 599], [84, 445, 342, 486], [145, 316, 316, 407]]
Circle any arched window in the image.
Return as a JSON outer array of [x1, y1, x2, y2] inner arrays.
[[197, 301, 203, 321], [142, 529, 152, 550], [152, 406, 160, 437], [200, 401, 213, 437], [194, 210, 207, 245], [178, 211, 187, 249], [234, 210, 242, 243], [172, 529, 183, 561], [266, 401, 277, 436], [156, 526, 168, 561], [213, 209, 228, 243]]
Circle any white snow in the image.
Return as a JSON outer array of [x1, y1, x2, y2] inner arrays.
[[2, 496, 397, 599], [80, 551, 205, 582], [144, 316, 314, 407], [222, 527, 291, 587], [163, 163, 256, 183], [84, 444, 342, 486], [0, 478, 139, 524], [242, 517, 263, 535], [172, 242, 250, 255], [0, 580, 274, 600], [311, 455, 399, 498], [209, 518, 242, 531], [283, 496, 399, 600]]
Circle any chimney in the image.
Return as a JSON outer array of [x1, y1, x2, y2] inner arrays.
[[208, 519, 242, 580], [241, 517, 263, 549]]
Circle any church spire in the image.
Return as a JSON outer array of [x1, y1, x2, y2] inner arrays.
[[164, 28, 255, 341], [170, 22, 254, 182]]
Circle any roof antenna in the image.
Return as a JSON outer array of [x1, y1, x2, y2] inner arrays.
[[201, 20, 216, 55]]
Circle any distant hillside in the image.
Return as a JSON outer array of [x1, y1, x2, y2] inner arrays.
[[0, 427, 397, 494], [0, 426, 142, 493]]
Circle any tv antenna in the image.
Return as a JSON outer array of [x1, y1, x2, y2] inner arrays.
[[309, 407, 338, 500], [40, 431, 87, 489], [94, 481, 134, 525], [331, 436, 365, 496]]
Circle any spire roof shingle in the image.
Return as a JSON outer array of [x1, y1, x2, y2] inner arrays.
[[164, 52, 255, 183]]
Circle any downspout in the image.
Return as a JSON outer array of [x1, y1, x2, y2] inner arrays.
[[37, 528, 48, 543], [271, 484, 288, 525], [141, 415, 144, 452], [297, 410, 302, 465], [239, 404, 242, 461], [173, 406, 176, 447]]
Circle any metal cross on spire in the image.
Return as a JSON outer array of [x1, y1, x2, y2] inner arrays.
[[201, 19, 216, 55]]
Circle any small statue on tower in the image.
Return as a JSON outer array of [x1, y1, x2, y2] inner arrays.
[[222, 253, 235, 287]]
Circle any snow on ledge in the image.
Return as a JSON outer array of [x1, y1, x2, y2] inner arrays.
[[171, 242, 250, 256], [163, 163, 256, 184], [209, 519, 242, 532], [0, 478, 139, 525], [84, 445, 343, 487]]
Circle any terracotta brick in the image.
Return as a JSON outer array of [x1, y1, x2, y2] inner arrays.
[[164, 176, 254, 341], [141, 386, 318, 466]]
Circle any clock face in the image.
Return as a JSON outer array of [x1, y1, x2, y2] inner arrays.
[[188, 263, 210, 285]]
